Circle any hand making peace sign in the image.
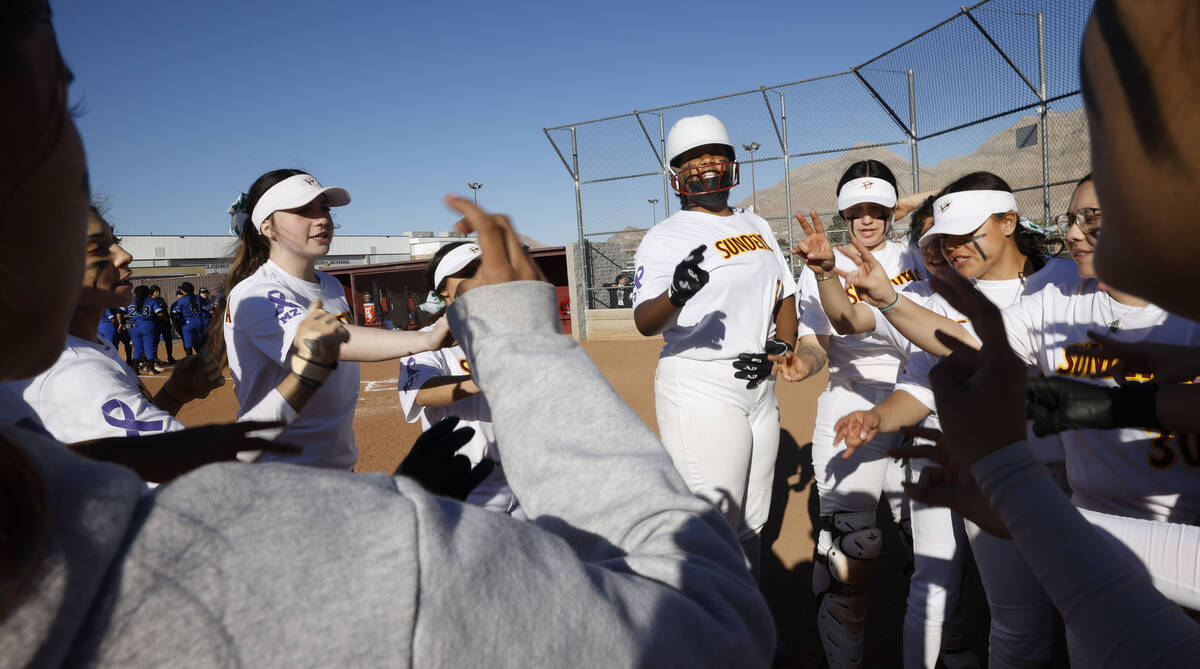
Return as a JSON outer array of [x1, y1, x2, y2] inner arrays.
[[791, 210, 836, 274]]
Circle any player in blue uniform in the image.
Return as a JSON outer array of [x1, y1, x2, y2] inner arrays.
[[170, 282, 208, 356], [97, 308, 119, 347], [127, 285, 165, 374], [197, 286, 214, 331], [149, 285, 175, 364]]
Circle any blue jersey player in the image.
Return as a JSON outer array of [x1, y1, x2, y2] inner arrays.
[[170, 282, 209, 355]]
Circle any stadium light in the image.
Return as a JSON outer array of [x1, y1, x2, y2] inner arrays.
[[742, 142, 760, 213], [467, 182, 483, 205], [648, 198, 659, 226]]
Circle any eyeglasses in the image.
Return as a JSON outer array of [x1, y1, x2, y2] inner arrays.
[[1054, 208, 1102, 238]]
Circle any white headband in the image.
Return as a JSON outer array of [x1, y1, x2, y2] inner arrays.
[[919, 190, 1018, 247], [433, 243, 482, 291], [837, 177, 898, 211], [250, 174, 351, 231]]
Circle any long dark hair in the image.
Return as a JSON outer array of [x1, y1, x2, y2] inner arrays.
[[205, 168, 304, 363], [908, 195, 937, 248], [936, 171, 1049, 268], [132, 284, 149, 311], [426, 241, 470, 294]]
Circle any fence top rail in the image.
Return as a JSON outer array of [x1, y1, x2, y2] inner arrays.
[[543, 0, 1011, 132]]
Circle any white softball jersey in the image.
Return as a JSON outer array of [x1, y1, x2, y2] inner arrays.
[[797, 239, 924, 388], [398, 332, 497, 465], [16, 334, 184, 443], [1001, 278, 1200, 523], [894, 257, 1078, 461], [225, 260, 360, 470], [632, 209, 796, 362]]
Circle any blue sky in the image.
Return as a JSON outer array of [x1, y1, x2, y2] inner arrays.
[[56, 0, 1015, 246]]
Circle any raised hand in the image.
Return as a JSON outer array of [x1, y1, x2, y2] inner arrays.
[[445, 195, 548, 295], [834, 237, 899, 308], [791, 210, 835, 274], [397, 416, 494, 500], [71, 421, 294, 483], [926, 270, 1028, 466], [833, 409, 882, 458], [1086, 330, 1200, 384], [733, 337, 792, 389], [163, 350, 224, 402], [888, 426, 1009, 538], [666, 245, 709, 307]]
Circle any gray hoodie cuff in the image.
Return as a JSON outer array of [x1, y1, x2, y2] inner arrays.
[[447, 281, 562, 360]]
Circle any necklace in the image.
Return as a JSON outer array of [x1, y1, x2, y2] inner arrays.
[[1106, 294, 1138, 333]]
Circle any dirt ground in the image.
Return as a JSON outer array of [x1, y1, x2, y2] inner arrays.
[[144, 338, 992, 667]]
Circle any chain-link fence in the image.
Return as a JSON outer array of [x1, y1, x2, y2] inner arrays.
[[545, 0, 1093, 340]]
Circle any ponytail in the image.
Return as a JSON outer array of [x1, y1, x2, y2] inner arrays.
[[204, 168, 304, 364]]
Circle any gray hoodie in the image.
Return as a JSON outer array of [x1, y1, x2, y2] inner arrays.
[[1, 280, 773, 667]]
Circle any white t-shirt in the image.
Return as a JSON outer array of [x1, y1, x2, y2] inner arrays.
[[17, 334, 183, 443], [398, 330, 497, 465], [225, 260, 360, 470], [632, 209, 797, 362], [797, 240, 924, 388], [894, 257, 1078, 462], [1001, 278, 1200, 523]]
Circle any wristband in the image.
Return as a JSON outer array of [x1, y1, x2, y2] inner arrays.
[[877, 294, 901, 313], [815, 272, 837, 282], [158, 383, 187, 407], [289, 353, 336, 384], [291, 372, 324, 390]]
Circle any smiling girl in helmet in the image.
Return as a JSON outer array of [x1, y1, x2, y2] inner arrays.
[[632, 114, 819, 575]]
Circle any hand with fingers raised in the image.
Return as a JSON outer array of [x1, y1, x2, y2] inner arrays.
[[832, 409, 882, 459], [667, 244, 709, 307], [397, 416, 494, 500], [444, 195, 548, 296], [925, 269, 1028, 466], [733, 337, 792, 389], [834, 238, 900, 308], [791, 210, 835, 275], [888, 426, 1010, 538]]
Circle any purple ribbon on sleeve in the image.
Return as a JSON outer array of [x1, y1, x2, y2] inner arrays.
[[268, 290, 304, 324], [101, 398, 164, 436]]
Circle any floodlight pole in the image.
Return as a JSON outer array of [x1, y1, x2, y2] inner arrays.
[[467, 182, 482, 205], [741, 142, 760, 212], [648, 198, 659, 226]]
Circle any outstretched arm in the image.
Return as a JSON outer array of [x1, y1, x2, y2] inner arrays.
[[793, 210, 876, 334]]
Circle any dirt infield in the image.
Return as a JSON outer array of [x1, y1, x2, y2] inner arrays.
[[143, 338, 958, 667]]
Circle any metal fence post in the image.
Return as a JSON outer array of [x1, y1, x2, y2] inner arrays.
[[780, 91, 794, 268], [571, 127, 588, 341], [660, 113, 670, 219], [907, 68, 920, 193], [1038, 10, 1051, 225]]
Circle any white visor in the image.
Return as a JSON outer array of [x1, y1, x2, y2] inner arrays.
[[919, 190, 1018, 247], [433, 243, 482, 291], [837, 177, 897, 211], [250, 174, 351, 230]]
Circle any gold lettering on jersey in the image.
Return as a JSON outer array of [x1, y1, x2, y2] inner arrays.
[[847, 269, 921, 305], [714, 233, 772, 260], [459, 358, 471, 374], [1054, 342, 1154, 382], [336, 311, 351, 324]]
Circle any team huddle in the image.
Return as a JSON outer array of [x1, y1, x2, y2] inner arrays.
[[4, 0, 1200, 666]]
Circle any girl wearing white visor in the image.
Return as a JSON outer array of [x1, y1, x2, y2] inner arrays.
[[211, 169, 448, 470], [787, 160, 926, 669], [398, 241, 522, 518], [828, 171, 1076, 668]]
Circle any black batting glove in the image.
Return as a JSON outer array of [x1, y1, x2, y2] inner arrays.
[[668, 245, 709, 307], [1027, 376, 1161, 437], [733, 337, 793, 389], [397, 416, 495, 500]]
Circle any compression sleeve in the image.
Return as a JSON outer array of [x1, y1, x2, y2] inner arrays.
[[972, 441, 1200, 666]]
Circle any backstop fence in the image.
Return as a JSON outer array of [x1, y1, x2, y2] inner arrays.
[[544, 0, 1094, 340]]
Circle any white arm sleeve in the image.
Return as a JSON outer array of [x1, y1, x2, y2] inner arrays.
[[973, 441, 1200, 666]]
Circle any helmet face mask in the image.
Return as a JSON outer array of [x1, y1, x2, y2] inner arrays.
[[670, 155, 740, 195]]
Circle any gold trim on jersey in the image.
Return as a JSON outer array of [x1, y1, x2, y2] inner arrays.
[[459, 358, 471, 374], [846, 268, 921, 305]]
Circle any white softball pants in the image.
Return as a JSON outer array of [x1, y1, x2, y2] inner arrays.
[[654, 356, 780, 539]]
